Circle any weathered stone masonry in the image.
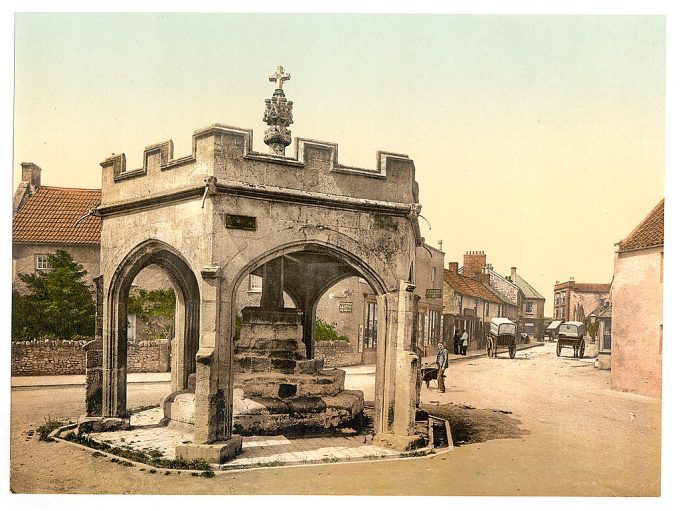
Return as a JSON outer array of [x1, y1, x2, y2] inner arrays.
[[11, 339, 170, 376], [89, 68, 424, 461]]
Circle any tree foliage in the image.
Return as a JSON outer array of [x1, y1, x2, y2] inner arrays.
[[127, 288, 176, 339], [12, 250, 95, 340], [315, 318, 348, 341]]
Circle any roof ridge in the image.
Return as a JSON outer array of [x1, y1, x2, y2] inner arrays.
[[38, 185, 102, 192]]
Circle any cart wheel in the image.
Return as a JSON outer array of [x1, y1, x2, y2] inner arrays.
[[509, 346, 516, 359], [556, 343, 561, 356], [579, 340, 585, 358]]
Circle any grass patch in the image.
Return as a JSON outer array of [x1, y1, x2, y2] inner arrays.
[[62, 432, 212, 471], [399, 449, 433, 458], [37, 415, 64, 441], [245, 460, 285, 469], [191, 470, 215, 478]]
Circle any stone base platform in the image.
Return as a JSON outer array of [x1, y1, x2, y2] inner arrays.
[[164, 387, 364, 436], [175, 436, 243, 464], [239, 369, 346, 399], [233, 389, 364, 436], [76, 405, 440, 468]]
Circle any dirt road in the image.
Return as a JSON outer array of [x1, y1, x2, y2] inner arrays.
[[10, 344, 661, 495]]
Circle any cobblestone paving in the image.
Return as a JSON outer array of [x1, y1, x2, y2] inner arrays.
[[88, 406, 400, 466]]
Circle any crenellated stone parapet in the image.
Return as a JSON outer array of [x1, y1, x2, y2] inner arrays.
[[99, 124, 419, 210]]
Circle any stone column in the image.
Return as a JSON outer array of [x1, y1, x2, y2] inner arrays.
[[101, 281, 128, 418], [302, 297, 318, 360], [84, 340, 103, 416], [373, 280, 420, 451], [192, 267, 222, 444], [179, 266, 242, 463], [84, 275, 104, 416], [260, 258, 285, 311]]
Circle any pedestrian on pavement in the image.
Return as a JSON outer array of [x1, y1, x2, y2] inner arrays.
[[461, 329, 469, 356], [436, 341, 448, 393], [453, 329, 461, 355]]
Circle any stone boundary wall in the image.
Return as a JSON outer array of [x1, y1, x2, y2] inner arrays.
[[11, 339, 170, 376], [315, 340, 362, 367]]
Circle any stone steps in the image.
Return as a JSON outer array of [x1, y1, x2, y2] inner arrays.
[[241, 369, 345, 399]]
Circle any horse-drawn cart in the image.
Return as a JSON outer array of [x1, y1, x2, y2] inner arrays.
[[556, 321, 585, 358], [487, 317, 518, 359]]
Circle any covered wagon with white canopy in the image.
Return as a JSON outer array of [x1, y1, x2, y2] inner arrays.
[[487, 317, 518, 359]]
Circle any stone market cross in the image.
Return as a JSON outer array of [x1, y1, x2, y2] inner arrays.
[[79, 68, 425, 463]]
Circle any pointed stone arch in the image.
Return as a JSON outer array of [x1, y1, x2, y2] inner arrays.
[[102, 239, 200, 417]]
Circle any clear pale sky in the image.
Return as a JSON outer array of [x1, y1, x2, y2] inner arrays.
[[13, 13, 666, 316]]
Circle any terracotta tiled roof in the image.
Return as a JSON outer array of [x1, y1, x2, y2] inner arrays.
[[618, 199, 664, 252], [572, 283, 611, 293], [443, 270, 502, 304], [13, 186, 101, 244]]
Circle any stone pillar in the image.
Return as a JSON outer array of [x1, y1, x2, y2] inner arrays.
[[181, 267, 242, 463], [302, 298, 317, 360], [260, 258, 285, 311], [373, 280, 420, 451], [102, 279, 128, 418], [193, 267, 223, 444], [84, 340, 103, 416]]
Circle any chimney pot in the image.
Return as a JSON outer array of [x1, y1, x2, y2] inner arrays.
[[21, 162, 42, 191]]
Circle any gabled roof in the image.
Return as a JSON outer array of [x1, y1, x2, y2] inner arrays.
[[483, 283, 516, 306], [596, 304, 612, 319], [458, 265, 522, 292], [618, 199, 664, 252], [443, 270, 502, 304], [587, 303, 610, 318], [512, 273, 545, 300], [12, 186, 101, 245]]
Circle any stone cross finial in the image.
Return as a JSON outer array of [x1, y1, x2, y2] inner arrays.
[[269, 65, 291, 90]]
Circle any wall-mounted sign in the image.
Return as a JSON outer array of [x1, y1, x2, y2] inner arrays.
[[425, 288, 442, 299], [225, 214, 257, 231], [464, 308, 476, 317], [339, 302, 353, 313]]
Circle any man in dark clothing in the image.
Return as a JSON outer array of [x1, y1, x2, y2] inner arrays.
[[453, 329, 461, 355], [436, 342, 449, 393]]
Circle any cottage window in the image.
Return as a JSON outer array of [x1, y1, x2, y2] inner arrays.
[[525, 302, 533, 313], [485, 302, 490, 316], [248, 274, 262, 292], [363, 302, 378, 348], [431, 267, 436, 283], [36, 254, 49, 270]]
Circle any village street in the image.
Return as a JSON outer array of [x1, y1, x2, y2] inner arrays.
[[10, 343, 660, 496]]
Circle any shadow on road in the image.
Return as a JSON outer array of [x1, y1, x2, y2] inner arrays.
[[422, 403, 530, 446]]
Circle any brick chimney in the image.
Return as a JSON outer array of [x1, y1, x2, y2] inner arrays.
[[448, 262, 459, 273], [481, 272, 491, 285], [510, 266, 517, 282], [463, 250, 486, 279], [21, 162, 42, 191]]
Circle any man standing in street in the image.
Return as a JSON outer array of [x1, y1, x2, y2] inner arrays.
[[436, 341, 448, 393], [461, 329, 469, 356]]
